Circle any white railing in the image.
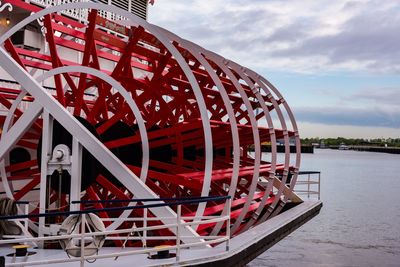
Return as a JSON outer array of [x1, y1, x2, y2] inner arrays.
[[29, 0, 89, 21], [293, 171, 321, 200], [0, 198, 231, 266], [27, 0, 145, 23]]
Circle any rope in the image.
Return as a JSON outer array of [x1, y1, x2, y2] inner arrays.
[[0, 197, 22, 237], [58, 213, 105, 258]]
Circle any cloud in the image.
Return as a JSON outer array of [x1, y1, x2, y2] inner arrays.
[[293, 106, 400, 128], [344, 87, 400, 107], [148, 1, 400, 137], [272, 3, 400, 73], [148, 0, 400, 74]]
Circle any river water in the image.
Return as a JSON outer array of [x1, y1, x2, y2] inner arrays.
[[249, 149, 400, 267]]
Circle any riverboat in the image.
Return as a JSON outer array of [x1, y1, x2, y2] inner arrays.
[[0, 1, 322, 266]]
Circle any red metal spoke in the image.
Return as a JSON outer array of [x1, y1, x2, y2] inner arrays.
[[85, 25, 146, 124], [86, 79, 109, 123], [86, 186, 114, 227], [110, 26, 145, 79], [15, 140, 37, 150], [43, 15, 66, 107], [104, 120, 202, 150], [7, 170, 39, 181], [5, 159, 37, 173], [74, 9, 98, 116], [4, 39, 28, 70], [13, 176, 40, 200], [96, 105, 131, 135], [96, 175, 131, 201], [0, 93, 41, 135]]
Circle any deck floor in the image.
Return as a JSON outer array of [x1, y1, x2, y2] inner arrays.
[[0, 201, 322, 266]]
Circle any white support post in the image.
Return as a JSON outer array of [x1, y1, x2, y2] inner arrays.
[[176, 204, 181, 262], [24, 203, 29, 236], [38, 111, 53, 247], [318, 173, 321, 200], [307, 173, 310, 199], [80, 214, 86, 267], [226, 197, 231, 252], [71, 137, 83, 211], [143, 208, 147, 248]]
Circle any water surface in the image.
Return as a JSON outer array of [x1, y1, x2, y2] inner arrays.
[[250, 149, 400, 267]]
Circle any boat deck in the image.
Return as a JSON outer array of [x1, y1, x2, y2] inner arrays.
[[0, 201, 322, 266]]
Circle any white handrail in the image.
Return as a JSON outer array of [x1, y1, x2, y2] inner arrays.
[[0, 198, 232, 266], [294, 171, 321, 200], [27, 0, 138, 25]]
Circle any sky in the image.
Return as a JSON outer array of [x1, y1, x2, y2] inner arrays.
[[148, 0, 400, 138]]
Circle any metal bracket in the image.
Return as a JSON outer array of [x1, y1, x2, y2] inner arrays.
[[47, 144, 72, 175]]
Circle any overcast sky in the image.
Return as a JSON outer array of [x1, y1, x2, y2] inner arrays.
[[148, 0, 400, 138]]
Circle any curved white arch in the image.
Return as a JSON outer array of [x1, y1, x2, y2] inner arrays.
[[225, 60, 279, 232], [155, 26, 241, 232], [200, 50, 262, 235], [42, 66, 151, 231], [41, 66, 149, 183], [255, 75, 301, 205], [1, 65, 150, 232], [1, 90, 29, 202], [244, 70, 294, 221]]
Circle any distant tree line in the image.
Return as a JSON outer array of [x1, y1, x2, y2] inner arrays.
[[301, 137, 400, 147]]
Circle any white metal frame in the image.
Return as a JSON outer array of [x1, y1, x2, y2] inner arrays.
[[293, 172, 321, 200], [154, 26, 242, 233], [0, 48, 203, 243], [0, 2, 215, 243], [199, 50, 262, 235], [0, 0, 303, 241]]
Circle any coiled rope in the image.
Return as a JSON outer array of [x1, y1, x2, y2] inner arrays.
[[0, 197, 22, 237]]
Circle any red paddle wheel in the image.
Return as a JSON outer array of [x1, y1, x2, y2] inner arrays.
[[0, 1, 301, 244]]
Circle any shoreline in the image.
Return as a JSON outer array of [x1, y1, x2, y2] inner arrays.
[[326, 145, 400, 154]]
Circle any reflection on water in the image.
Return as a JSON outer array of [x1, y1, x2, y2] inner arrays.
[[249, 149, 400, 267]]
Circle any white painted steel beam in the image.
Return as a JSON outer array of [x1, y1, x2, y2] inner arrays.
[[245, 71, 300, 220], [225, 60, 278, 232], [199, 50, 262, 235], [38, 110, 52, 244], [155, 26, 241, 232], [0, 101, 42, 161], [70, 137, 82, 212]]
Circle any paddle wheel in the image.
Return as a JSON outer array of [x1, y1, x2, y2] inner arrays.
[[0, 0, 301, 243]]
